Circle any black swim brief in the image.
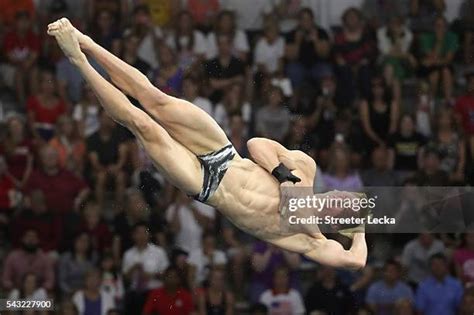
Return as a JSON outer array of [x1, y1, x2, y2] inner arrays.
[[193, 143, 236, 203]]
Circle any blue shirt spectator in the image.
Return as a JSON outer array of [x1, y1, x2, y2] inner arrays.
[[415, 254, 463, 315]]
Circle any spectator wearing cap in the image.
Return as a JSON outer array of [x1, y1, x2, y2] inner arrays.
[[72, 268, 115, 315], [0, 114, 34, 188], [3, 10, 39, 104], [58, 232, 98, 297], [415, 253, 463, 315], [418, 15, 458, 101], [366, 260, 414, 315], [12, 190, 62, 253], [142, 266, 194, 315], [122, 222, 169, 314], [259, 267, 305, 315], [187, 233, 227, 288], [2, 228, 55, 291], [25, 145, 89, 214], [204, 34, 246, 104], [285, 8, 331, 89], [206, 10, 249, 61], [401, 233, 445, 286]]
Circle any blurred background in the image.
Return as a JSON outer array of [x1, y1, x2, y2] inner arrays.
[[0, 0, 474, 314]]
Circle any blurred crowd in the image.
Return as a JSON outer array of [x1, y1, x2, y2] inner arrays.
[[1, 0, 474, 314]]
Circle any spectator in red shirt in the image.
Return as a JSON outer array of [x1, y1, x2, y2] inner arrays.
[[142, 266, 194, 315], [27, 67, 67, 141], [26, 145, 89, 214], [0, 114, 34, 188], [3, 10, 39, 103], [0, 0, 35, 27], [186, 0, 220, 32], [455, 72, 474, 167], [1, 228, 55, 291], [11, 189, 62, 253], [80, 200, 112, 253], [0, 155, 20, 243]]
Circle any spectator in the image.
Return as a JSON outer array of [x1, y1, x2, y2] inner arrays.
[[182, 76, 213, 115], [453, 233, 474, 286], [206, 10, 249, 61], [170, 248, 193, 290], [220, 0, 274, 42], [285, 8, 331, 88], [413, 146, 450, 186], [360, 76, 399, 148], [305, 266, 355, 315], [254, 17, 285, 76], [362, 146, 400, 186], [259, 267, 305, 315], [58, 232, 98, 296], [415, 253, 463, 315], [0, 155, 19, 234], [26, 145, 89, 214], [90, 9, 121, 56], [419, 15, 458, 100], [426, 107, 465, 183], [283, 118, 313, 153], [7, 272, 48, 302], [188, 233, 228, 287], [121, 31, 152, 78], [72, 268, 115, 315], [0, 114, 34, 188], [12, 190, 62, 253], [214, 82, 251, 135], [255, 86, 290, 142], [228, 114, 249, 156], [409, 0, 446, 33], [142, 266, 194, 315], [123, 5, 163, 69], [49, 115, 86, 175], [0, 0, 36, 27], [197, 268, 234, 315], [143, 0, 181, 28], [152, 44, 184, 97], [455, 72, 474, 164], [250, 242, 301, 303], [204, 34, 246, 104], [56, 55, 85, 105], [401, 233, 445, 286], [388, 114, 426, 179], [166, 11, 207, 70], [56, 300, 79, 315], [73, 84, 101, 138], [185, 0, 220, 32], [322, 145, 363, 191], [86, 110, 127, 206], [366, 260, 414, 315], [362, 0, 409, 28], [122, 222, 169, 314], [460, 287, 474, 315], [27, 67, 67, 141], [333, 7, 376, 104], [415, 81, 435, 138], [3, 10, 39, 104], [2, 229, 55, 291], [377, 15, 416, 102], [166, 191, 215, 253], [80, 201, 112, 253], [100, 254, 125, 307]]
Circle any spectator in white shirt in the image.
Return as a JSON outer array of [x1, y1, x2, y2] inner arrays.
[[182, 76, 213, 116], [8, 272, 48, 301], [401, 233, 445, 285], [254, 18, 285, 76], [166, 11, 207, 70], [166, 191, 215, 253], [206, 10, 250, 61], [188, 233, 228, 287], [214, 83, 252, 136], [259, 267, 305, 315]]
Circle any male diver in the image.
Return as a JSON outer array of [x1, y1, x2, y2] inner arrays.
[[48, 18, 367, 269]]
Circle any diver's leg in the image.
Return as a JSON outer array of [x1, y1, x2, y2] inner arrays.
[[50, 20, 230, 155], [48, 21, 203, 195]]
